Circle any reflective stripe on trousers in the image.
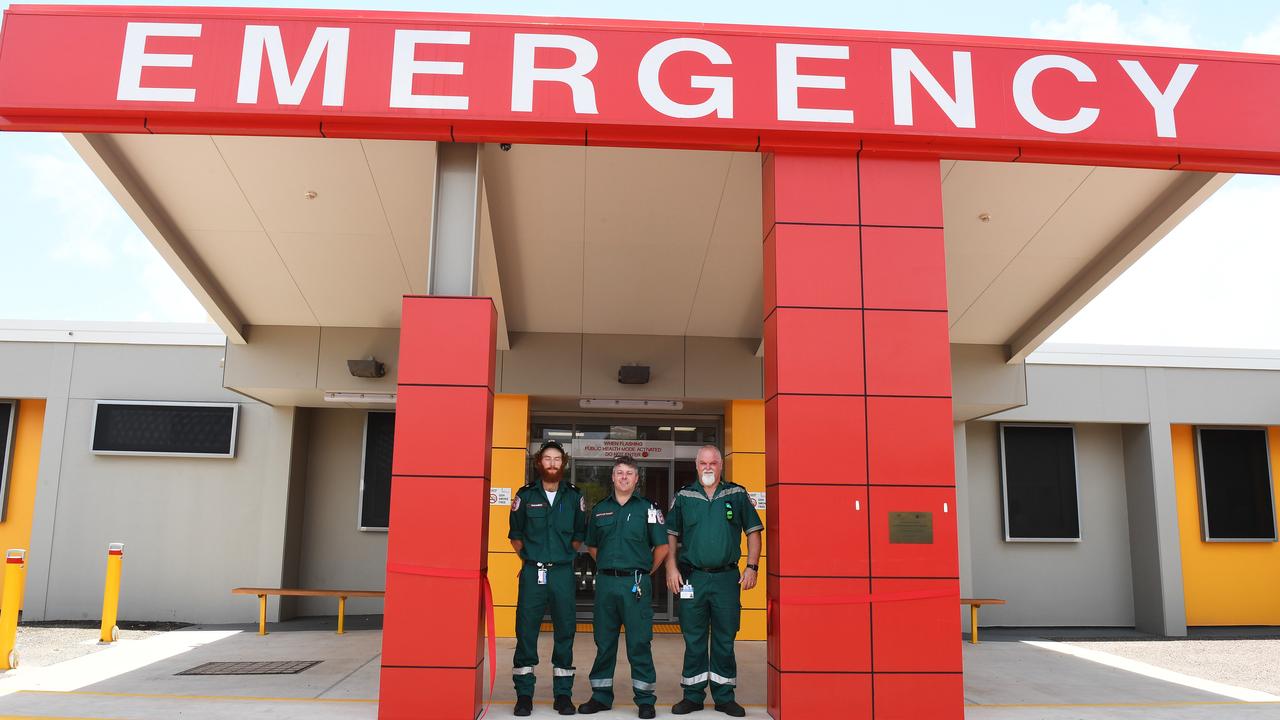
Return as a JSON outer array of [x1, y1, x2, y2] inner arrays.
[[553, 667, 575, 677], [590, 678, 613, 688], [512, 666, 534, 675], [682, 671, 736, 686], [633, 679, 657, 691]]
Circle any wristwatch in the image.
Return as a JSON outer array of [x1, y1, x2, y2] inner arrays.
[[745, 563, 759, 572]]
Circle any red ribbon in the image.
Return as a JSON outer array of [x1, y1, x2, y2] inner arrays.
[[387, 563, 497, 720]]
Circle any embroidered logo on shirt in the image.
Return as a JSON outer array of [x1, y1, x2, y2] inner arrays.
[[529, 503, 546, 508], [512, 497, 521, 511], [594, 511, 615, 518]]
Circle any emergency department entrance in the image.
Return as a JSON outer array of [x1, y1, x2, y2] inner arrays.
[[0, 6, 1272, 719], [528, 415, 725, 621]]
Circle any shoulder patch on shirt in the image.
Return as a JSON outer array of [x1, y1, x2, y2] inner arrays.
[[512, 496, 521, 511], [669, 496, 676, 510], [655, 509, 664, 524], [580, 496, 586, 512]]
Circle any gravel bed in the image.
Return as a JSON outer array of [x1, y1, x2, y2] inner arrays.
[[1065, 637, 1280, 696], [5, 621, 184, 670]]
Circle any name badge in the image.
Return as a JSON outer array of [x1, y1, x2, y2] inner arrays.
[[647, 508, 658, 524], [537, 567, 548, 585], [680, 582, 694, 600]]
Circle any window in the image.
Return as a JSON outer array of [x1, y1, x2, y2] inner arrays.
[[359, 411, 395, 531], [91, 401, 238, 457], [999, 424, 1081, 541], [0, 401, 14, 522], [1196, 428, 1276, 542]]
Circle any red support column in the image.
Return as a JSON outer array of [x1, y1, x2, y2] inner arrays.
[[763, 153, 962, 720], [379, 295, 497, 720]]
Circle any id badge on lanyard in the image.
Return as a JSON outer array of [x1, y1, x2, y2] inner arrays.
[[537, 563, 548, 585]]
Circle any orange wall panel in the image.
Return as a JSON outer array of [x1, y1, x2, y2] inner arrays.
[[0, 400, 43, 603], [1174, 424, 1280, 626]]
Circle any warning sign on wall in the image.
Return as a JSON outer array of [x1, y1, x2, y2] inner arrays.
[[490, 487, 512, 506], [571, 439, 674, 460]]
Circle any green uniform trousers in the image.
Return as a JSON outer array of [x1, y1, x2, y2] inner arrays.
[[678, 569, 741, 704], [587, 573, 657, 707], [513, 563, 577, 697]]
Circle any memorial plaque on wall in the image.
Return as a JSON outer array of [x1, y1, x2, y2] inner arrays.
[[889, 512, 934, 544]]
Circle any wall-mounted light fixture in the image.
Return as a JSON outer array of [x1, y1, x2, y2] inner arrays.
[[579, 398, 683, 410], [324, 391, 397, 404]]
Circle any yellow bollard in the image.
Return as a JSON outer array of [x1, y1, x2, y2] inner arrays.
[[0, 549, 27, 670], [99, 543, 124, 644]]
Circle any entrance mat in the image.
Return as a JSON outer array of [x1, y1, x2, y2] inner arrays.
[[542, 623, 681, 634], [177, 660, 322, 675]]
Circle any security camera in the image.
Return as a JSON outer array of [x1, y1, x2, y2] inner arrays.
[[500, 143, 513, 151], [347, 358, 387, 379]]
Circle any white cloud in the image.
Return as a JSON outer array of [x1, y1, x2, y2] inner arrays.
[[1030, 2, 1194, 47], [1242, 18, 1280, 54]]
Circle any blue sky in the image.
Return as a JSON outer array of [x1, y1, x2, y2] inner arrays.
[[3, 1, 1280, 346]]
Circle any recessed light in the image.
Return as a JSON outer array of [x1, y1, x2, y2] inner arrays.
[[978, 212, 991, 223], [304, 190, 318, 200]]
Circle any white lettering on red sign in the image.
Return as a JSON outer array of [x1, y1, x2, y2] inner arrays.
[[101, 24, 1201, 143], [389, 29, 471, 110], [237, 25, 349, 106], [638, 38, 734, 119], [117, 22, 202, 102], [511, 33, 600, 114]]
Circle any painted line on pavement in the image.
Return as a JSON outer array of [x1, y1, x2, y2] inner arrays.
[[16, 689, 376, 704], [1022, 639, 1280, 703]]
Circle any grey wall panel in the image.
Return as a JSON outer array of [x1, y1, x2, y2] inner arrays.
[[1162, 367, 1280, 424], [991, 365, 1150, 423], [315, 328, 399, 395], [581, 334, 684, 398], [296, 409, 387, 616], [224, 325, 321, 390], [685, 337, 762, 400], [0, 342, 58, 398], [498, 332, 582, 396], [68, 344, 239, 402], [967, 422, 1135, 627], [951, 344, 1027, 421], [40, 400, 292, 624]]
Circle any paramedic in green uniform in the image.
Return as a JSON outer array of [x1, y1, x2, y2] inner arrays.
[[578, 455, 669, 719], [508, 440, 588, 716], [664, 445, 763, 717]]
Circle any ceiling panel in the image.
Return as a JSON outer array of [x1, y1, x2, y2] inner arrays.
[[183, 229, 315, 325], [267, 231, 411, 327], [685, 152, 763, 338], [112, 134, 262, 233], [360, 139, 436, 294], [944, 162, 1093, 315], [212, 137, 393, 236], [581, 147, 731, 335], [484, 143, 587, 334]]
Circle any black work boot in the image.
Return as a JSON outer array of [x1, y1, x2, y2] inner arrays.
[[514, 695, 533, 716], [672, 698, 705, 714], [555, 695, 577, 715], [639, 704, 656, 719], [715, 700, 746, 717], [578, 698, 611, 714]]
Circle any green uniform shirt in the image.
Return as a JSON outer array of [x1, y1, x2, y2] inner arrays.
[[508, 481, 587, 564], [666, 481, 763, 569], [586, 493, 667, 571]]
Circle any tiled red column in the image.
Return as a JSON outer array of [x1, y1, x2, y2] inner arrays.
[[379, 296, 496, 720], [763, 154, 962, 720]]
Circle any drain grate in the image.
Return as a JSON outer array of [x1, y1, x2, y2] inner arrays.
[[177, 660, 322, 676]]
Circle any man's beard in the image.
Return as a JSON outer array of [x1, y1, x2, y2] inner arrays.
[[539, 466, 564, 483]]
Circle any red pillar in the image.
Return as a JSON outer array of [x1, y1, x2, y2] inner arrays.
[[763, 153, 962, 720], [379, 295, 496, 720]]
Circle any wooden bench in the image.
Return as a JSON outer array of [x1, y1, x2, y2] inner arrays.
[[960, 597, 1005, 644], [232, 587, 384, 636]]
